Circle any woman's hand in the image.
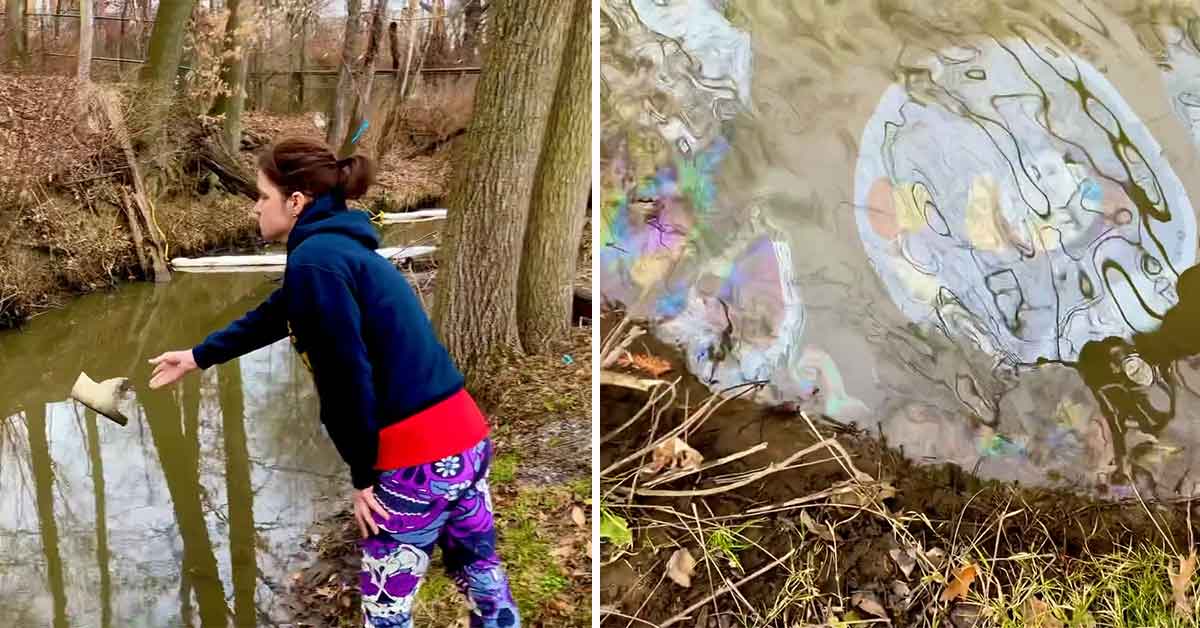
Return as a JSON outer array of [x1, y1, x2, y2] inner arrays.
[[353, 485, 390, 539], [148, 350, 199, 389]]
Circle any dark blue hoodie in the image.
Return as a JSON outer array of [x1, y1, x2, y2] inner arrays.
[[192, 193, 466, 488]]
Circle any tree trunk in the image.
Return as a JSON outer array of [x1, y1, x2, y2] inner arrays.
[[374, 0, 429, 162], [428, 0, 448, 63], [142, 380, 227, 628], [337, 0, 387, 157], [27, 404, 68, 628], [78, 0, 94, 83], [326, 0, 362, 147], [219, 362, 257, 628], [6, 0, 28, 66], [139, 0, 196, 93], [432, 0, 572, 384], [517, 0, 590, 354], [210, 0, 250, 151], [462, 0, 482, 59], [84, 410, 114, 628], [288, 9, 307, 112], [388, 21, 400, 71]]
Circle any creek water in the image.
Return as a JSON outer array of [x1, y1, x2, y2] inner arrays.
[[600, 0, 1200, 498], [0, 219, 442, 626], [0, 272, 342, 627]]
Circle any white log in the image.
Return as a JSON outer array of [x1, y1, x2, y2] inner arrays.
[[378, 208, 447, 223], [171, 245, 437, 272]]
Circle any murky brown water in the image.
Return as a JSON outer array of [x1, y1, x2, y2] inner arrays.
[[601, 0, 1200, 498], [0, 273, 344, 627]]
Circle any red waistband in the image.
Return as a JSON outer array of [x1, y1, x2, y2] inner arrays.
[[375, 388, 490, 470]]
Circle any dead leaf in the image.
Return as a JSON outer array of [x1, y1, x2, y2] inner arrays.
[[645, 437, 705, 474], [800, 510, 837, 542], [570, 505, 586, 528], [923, 547, 947, 568], [891, 580, 911, 598], [889, 548, 916, 578], [1022, 597, 1063, 627], [1170, 551, 1197, 618], [850, 591, 888, 619], [667, 547, 697, 588], [551, 540, 574, 561], [940, 563, 978, 602], [831, 480, 896, 507], [618, 352, 673, 377]]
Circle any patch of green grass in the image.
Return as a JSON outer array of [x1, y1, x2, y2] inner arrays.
[[704, 519, 761, 572], [568, 476, 590, 501], [411, 483, 583, 626], [495, 486, 575, 623], [491, 452, 520, 486], [413, 571, 459, 623], [969, 544, 1198, 628]]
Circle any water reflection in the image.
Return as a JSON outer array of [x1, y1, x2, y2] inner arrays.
[[600, 0, 1200, 498], [0, 273, 343, 626]]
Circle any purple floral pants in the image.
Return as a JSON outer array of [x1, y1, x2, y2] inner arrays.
[[360, 438, 519, 627]]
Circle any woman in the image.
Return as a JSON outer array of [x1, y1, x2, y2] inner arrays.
[[148, 137, 520, 628]]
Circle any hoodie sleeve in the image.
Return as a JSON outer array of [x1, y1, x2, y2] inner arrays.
[[192, 288, 289, 370], [286, 263, 380, 489]]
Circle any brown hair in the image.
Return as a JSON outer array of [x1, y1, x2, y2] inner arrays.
[[257, 137, 375, 201]]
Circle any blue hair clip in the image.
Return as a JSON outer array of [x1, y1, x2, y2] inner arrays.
[[350, 119, 370, 145]]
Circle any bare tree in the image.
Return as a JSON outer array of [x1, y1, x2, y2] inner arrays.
[[211, 0, 253, 151], [461, 0, 483, 60], [5, 0, 28, 67], [337, 0, 389, 157], [517, 0, 590, 353], [78, 0, 95, 83], [140, 0, 198, 93], [375, 0, 431, 161], [327, 0, 364, 146], [432, 0, 573, 383], [388, 21, 400, 71]]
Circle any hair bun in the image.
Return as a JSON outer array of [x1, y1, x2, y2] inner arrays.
[[337, 154, 376, 199]]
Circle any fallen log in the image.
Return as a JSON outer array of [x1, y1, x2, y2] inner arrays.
[[171, 245, 437, 272], [378, 208, 447, 223], [195, 133, 257, 200]]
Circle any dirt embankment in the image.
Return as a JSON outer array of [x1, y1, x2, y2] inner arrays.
[[599, 314, 1200, 628], [285, 327, 594, 628], [0, 75, 462, 330]]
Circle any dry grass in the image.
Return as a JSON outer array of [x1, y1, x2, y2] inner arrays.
[[599, 320, 1200, 628], [389, 77, 477, 150]]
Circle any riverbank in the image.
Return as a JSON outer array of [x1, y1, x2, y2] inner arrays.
[[0, 75, 457, 330], [598, 313, 1199, 628], [284, 326, 593, 627]]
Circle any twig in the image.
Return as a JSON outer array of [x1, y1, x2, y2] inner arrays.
[[601, 318, 647, 368], [602, 393, 723, 477], [618, 439, 838, 498], [658, 548, 797, 628], [601, 377, 678, 445], [600, 315, 634, 362], [599, 608, 660, 628], [599, 370, 670, 392], [799, 411, 872, 482], [743, 484, 862, 516]]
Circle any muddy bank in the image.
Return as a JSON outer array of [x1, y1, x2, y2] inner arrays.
[[599, 315, 1199, 627], [286, 327, 594, 627], [0, 76, 458, 330]]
